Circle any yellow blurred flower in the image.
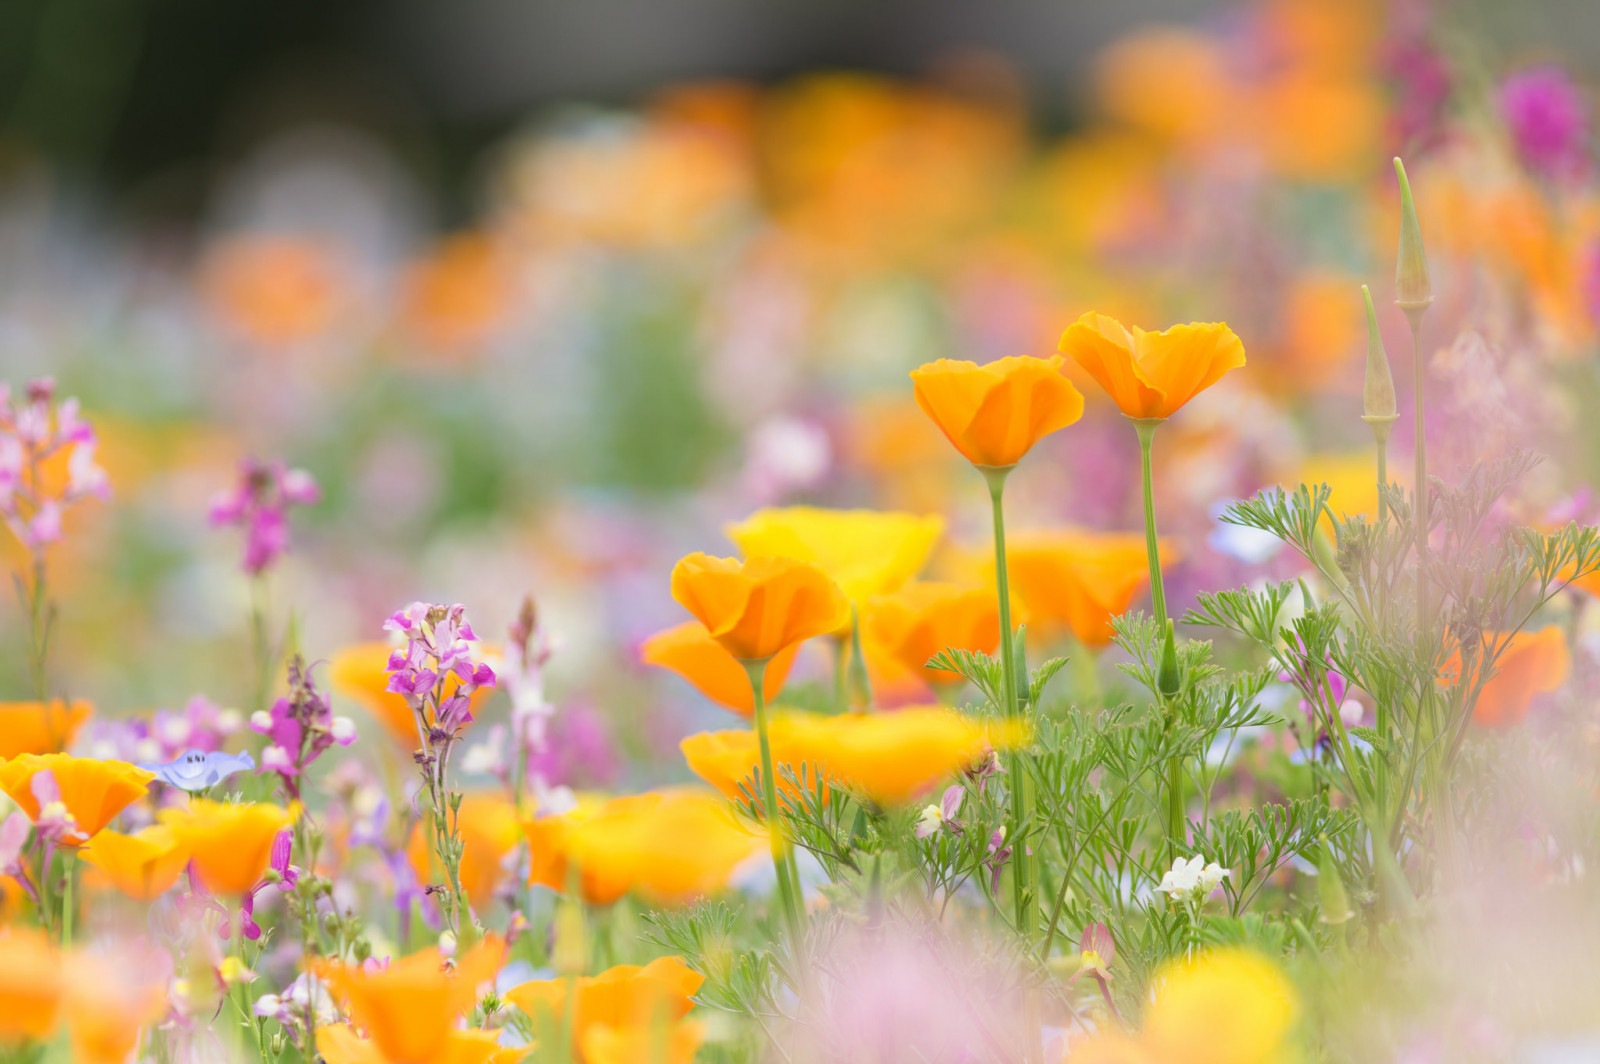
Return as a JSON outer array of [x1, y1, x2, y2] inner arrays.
[[0, 754, 153, 846], [724, 507, 944, 604], [161, 800, 291, 895], [0, 699, 92, 759], [910, 356, 1085, 469], [640, 620, 800, 717], [506, 956, 702, 1062], [406, 792, 521, 909], [524, 789, 763, 906], [79, 824, 190, 901], [670, 553, 850, 662]]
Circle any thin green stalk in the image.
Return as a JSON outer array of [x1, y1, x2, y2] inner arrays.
[[1132, 419, 1169, 627], [743, 659, 806, 957], [60, 851, 73, 947], [1408, 314, 1427, 644]]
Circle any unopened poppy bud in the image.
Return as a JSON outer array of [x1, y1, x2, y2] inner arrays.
[[1157, 619, 1181, 698], [1317, 836, 1354, 925], [1393, 157, 1432, 312], [1360, 285, 1398, 440]]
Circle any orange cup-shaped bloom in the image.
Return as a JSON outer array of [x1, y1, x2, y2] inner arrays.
[[1004, 529, 1173, 648], [0, 754, 153, 845], [0, 927, 62, 1042], [406, 793, 521, 909], [910, 355, 1085, 468], [670, 554, 850, 662], [161, 800, 292, 895], [1466, 627, 1571, 728], [723, 507, 945, 603], [79, 825, 190, 901], [318, 1024, 525, 1064], [329, 642, 494, 744], [0, 700, 92, 759], [1058, 312, 1246, 420], [507, 956, 702, 1059], [640, 621, 799, 716], [679, 716, 823, 804], [862, 582, 1000, 684], [317, 938, 504, 1064], [525, 789, 763, 906]]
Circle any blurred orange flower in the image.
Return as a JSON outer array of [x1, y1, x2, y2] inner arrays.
[[1058, 312, 1246, 420], [581, 1020, 705, 1064], [506, 956, 702, 1061], [61, 945, 169, 1064], [909, 355, 1085, 468], [0, 927, 62, 1042], [1004, 529, 1168, 648], [1459, 627, 1571, 729], [329, 642, 493, 744], [524, 789, 762, 906], [406, 793, 521, 910], [400, 233, 511, 354], [317, 938, 504, 1064], [724, 507, 944, 603], [670, 553, 850, 662], [0, 754, 153, 846], [679, 719, 821, 803], [862, 582, 1000, 685], [0, 699, 92, 759], [161, 800, 292, 895], [202, 235, 344, 346], [317, 1024, 524, 1064], [79, 824, 189, 901], [641, 621, 799, 717]]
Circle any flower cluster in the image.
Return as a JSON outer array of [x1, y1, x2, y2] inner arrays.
[[383, 602, 497, 742], [1158, 854, 1230, 905], [208, 457, 321, 574], [250, 656, 357, 798], [0, 377, 108, 552]]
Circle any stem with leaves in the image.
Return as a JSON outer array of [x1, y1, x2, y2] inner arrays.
[[742, 659, 806, 963]]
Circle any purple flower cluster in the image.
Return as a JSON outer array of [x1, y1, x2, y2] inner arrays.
[[1500, 65, 1589, 180], [0, 378, 109, 552], [251, 656, 356, 799], [87, 695, 244, 768], [383, 602, 496, 740], [209, 457, 321, 575]]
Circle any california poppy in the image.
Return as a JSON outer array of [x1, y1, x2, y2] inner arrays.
[[862, 582, 1000, 684], [679, 718, 823, 804], [329, 642, 494, 744], [79, 825, 190, 901], [909, 355, 1085, 468], [723, 507, 944, 602], [524, 789, 762, 906], [60, 943, 169, 1064], [317, 1024, 525, 1064], [581, 1020, 705, 1064], [1004, 529, 1170, 647], [0, 700, 92, 759], [0, 927, 62, 1041], [406, 792, 521, 909], [1463, 627, 1571, 728], [670, 553, 850, 663], [1058, 312, 1246, 420], [317, 937, 504, 1064], [161, 800, 292, 895], [0, 754, 153, 845], [640, 621, 799, 716], [507, 956, 702, 1060]]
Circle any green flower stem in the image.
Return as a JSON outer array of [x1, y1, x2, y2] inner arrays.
[[1132, 418, 1168, 627], [60, 851, 74, 948], [743, 659, 806, 958], [1407, 313, 1428, 643]]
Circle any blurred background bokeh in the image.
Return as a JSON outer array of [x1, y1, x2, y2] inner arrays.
[[5, 0, 1600, 791]]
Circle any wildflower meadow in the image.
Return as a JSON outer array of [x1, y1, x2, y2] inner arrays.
[[4, 1, 1600, 1061]]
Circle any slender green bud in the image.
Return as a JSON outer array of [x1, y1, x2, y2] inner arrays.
[[1157, 618, 1180, 698], [1360, 285, 1398, 440], [1393, 157, 1432, 311], [1317, 836, 1354, 925]]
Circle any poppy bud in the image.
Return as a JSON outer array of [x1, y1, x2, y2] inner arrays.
[[1393, 157, 1432, 312], [1157, 619, 1181, 698], [1360, 285, 1398, 441]]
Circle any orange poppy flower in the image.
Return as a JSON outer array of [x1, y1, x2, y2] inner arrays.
[[0, 754, 153, 846], [317, 938, 504, 1064], [161, 800, 292, 895], [581, 1020, 704, 1064], [909, 355, 1085, 468], [317, 1024, 525, 1064], [406, 793, 521, 909], [0, 700, 92, 759], [679, 718, 823, 803], [640, 621, 800, 717], [60, 944, 169, 1064], [202, 235, 344, 346], [1058, 312, 1246, 420], [79, 825, 190, 901], [862, 582, 1000, 684], [1457, 627, 1571, 729], [524, 789, 762, 906], [670, 554, 850, 662], [506, 956, 702, 1060], [1003, 529, 1172, 647], [723, 507, 944, 602], [329, 642, 494, 745], [400, 233, 511, 354], [0, 927, 62, 1041]]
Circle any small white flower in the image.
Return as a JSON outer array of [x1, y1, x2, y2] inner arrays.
[[915, 804, 944, 839], [438, 930, 457, 956], [329, 716, 358, 744], [461, 742, 502, 776], [133, 738, 162, 764], [261, 745, 294, 772], [1158, 855, 1228, 904], [158, 717, 193, 745], [249, 710, 274, 733], [217, 709, 243, 734]]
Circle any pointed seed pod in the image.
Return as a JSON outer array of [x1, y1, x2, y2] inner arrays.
[[1393, 157, 1432, 311], [1361, 285, 1398, 441], [1157, 618, 1181, 698]]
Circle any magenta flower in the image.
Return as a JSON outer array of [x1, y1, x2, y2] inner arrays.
[[241, 828, 300, 941], [0, 377, 109, 554], [1501, 65, 1589, 179], [382, 602, 496, 739], [209, 457, 320, 575], [251, 657, 356, 799]]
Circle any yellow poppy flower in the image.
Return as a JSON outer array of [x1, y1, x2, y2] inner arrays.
[[670, 553, 850, 662], [909, 355, 1085, 468], [161, 800, 292, 895], [79, 824, 190, 901], [1058, 312, 1246, 420], [0, 754, 153, 846], [723, 507, 944, 603]]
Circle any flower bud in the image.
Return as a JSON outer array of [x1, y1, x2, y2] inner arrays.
[[1157, 619, 1181, 698], [1360, 285, 1398, 439], [1393, 157, 1432, 311]]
